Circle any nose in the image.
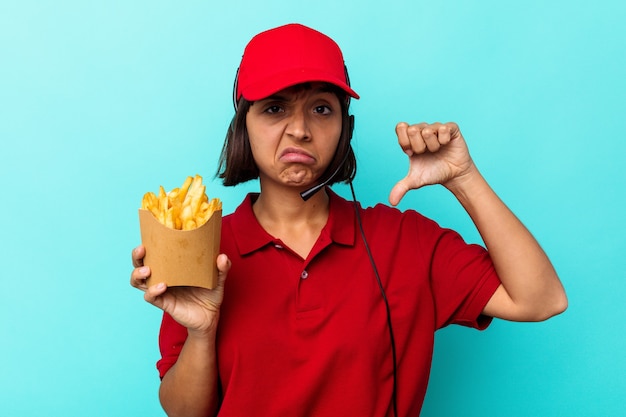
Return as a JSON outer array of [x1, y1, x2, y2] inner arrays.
[[285, 108, 311, 141]]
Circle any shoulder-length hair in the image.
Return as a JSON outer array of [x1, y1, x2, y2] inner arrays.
[[217, 84, 357, 187]]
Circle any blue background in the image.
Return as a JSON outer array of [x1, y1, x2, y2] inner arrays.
[[1, 1, 624, 416]]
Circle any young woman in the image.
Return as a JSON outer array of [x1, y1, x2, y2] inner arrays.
[[131, 23, 567, 417]]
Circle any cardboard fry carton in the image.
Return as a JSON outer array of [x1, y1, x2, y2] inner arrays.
[[138, 208, 222, 289]]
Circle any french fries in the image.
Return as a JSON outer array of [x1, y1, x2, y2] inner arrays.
[[141, 174, 221, 230]]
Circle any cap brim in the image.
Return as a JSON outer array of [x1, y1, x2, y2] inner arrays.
[[241, 69, 359, 101]]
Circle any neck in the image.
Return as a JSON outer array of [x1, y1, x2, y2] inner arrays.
[[254, 185, 330, 225], [253, 185, 330, 259]]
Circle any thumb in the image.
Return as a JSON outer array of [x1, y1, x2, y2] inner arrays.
[[389, 177, 412, 206], [215, 254, 231, 286], [389, 173, 430, 206]]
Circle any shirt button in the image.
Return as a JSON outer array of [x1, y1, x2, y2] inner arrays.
[[274, 244, 283, 249], [300, 270, 309, 280]]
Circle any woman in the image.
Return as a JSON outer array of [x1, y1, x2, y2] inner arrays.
[[131, 23, 567, 417]]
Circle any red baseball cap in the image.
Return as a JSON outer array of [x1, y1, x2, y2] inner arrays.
[[235, 23, 359, 102]]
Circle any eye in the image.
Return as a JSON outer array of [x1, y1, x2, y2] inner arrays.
[[314, 105, 332, 115], [264, 105, 283, 114]]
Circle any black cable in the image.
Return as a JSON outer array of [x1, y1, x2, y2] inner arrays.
[[349, 182, 398, 417]]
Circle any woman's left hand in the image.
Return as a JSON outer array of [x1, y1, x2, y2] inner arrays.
[[388, 121, 476, 206]]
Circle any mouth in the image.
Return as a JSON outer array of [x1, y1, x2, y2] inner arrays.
[[279, 147, 316, 164]]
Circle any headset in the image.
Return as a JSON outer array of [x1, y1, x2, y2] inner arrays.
[[232, 66, 399, 417], [232, 67, 241, 111]]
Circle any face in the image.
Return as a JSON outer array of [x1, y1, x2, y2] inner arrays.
[[246, 83, 343, 189]]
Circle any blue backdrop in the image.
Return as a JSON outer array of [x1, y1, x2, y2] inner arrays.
[[1, 1, 624, 416]]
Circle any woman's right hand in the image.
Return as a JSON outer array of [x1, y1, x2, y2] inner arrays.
[[130, 245, 231, 334]]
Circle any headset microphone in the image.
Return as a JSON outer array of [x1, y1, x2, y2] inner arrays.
[[300, 115, 354, 201], [300, 150, 350, 201]]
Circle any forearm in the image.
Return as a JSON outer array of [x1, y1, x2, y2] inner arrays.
[[159, 329, 220, 417], [446, 165, 567, 321]]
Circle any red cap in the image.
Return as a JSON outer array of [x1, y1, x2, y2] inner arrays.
[[235, 24, 359, 102]]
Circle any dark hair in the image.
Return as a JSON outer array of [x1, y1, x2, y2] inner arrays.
[[217, 84, 356, 187]]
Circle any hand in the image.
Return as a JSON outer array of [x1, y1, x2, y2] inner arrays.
[[130, 245, 231, 334], [388, 121, 476, 206]]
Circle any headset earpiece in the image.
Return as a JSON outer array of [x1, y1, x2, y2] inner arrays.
[[349, 115, 355, 140]]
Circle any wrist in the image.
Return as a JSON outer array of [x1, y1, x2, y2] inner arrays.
[[444, 164, 485, 200], [187, 314, 220, 341], [187, 327, 218, 343]]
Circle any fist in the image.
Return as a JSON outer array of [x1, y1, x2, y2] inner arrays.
[[389, 121, 473, 206]]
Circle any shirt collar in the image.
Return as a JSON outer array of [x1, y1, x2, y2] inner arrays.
[[230, 187, 356, 256]]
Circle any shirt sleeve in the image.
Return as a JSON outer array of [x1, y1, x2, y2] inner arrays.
[[426, 223, 501, 330], [156, 312, 188, 379]]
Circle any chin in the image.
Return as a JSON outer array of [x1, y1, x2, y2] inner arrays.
[[280, 170, 317, 187]]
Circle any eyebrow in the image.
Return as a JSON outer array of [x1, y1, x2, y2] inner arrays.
[[261, 88, 337, 103], [260, 93, 289, 102]]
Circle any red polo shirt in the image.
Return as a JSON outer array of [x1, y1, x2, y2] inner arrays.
[[157, 189, 501, 416]]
